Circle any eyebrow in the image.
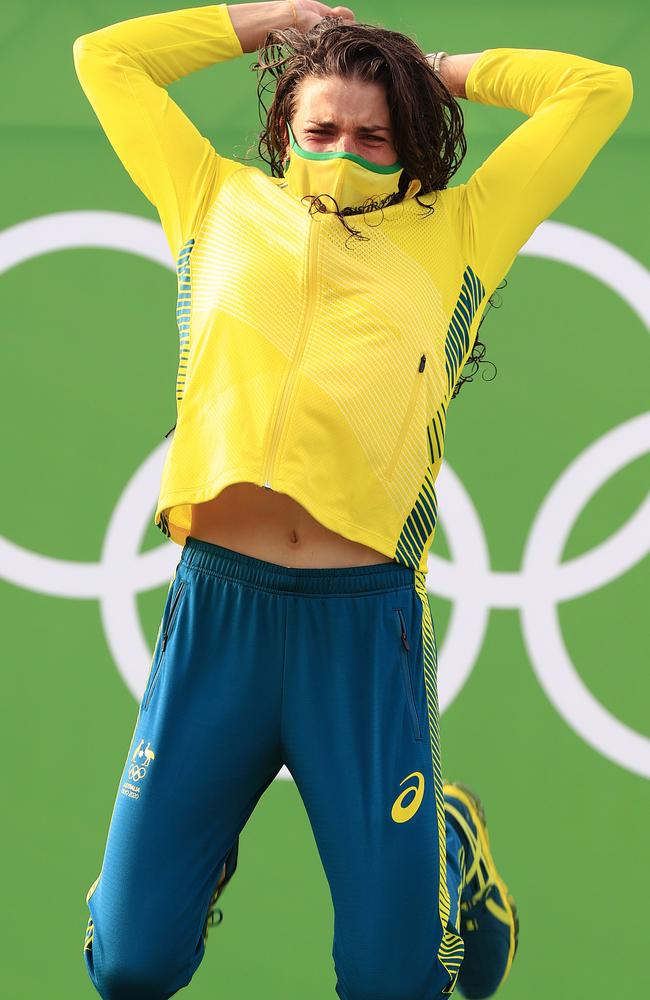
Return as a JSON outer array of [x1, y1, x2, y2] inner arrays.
[[306, 120, 391, 132]]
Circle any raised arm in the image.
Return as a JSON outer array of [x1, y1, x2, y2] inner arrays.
[[72, 4, 248, 261], [72, 2, 352, 260], [441, 47, 634, 294]]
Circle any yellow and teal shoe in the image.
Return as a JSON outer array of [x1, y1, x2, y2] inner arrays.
[[201, 838, 240, 947], [201, 882, 224, 947], [443, 781, 519, 999]]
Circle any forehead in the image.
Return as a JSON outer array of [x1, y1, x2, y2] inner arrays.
[[293, 75, 390, 126]]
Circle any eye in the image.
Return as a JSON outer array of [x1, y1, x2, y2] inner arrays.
[[305, 129, 385, 143]]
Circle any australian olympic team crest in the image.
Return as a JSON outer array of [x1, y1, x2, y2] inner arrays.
[[121, 737, 156, 800]]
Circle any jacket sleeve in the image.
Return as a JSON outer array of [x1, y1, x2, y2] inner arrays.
[[451, 47, 634, 294], [72, 4, 244, 261]]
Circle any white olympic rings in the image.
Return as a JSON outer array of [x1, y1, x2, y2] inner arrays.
[[0, 211, 648, 778]]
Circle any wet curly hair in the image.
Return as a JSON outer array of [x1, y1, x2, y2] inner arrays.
[[245, 16, 502, 399]]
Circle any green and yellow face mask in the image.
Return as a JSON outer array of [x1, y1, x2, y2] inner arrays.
[[282, 122, 420, 212]]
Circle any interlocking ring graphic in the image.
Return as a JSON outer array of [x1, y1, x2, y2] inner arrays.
[[128, 765, 148, 783], [1, 211, 649, 778]]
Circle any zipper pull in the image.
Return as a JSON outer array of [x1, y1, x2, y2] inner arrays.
[[398, 609, 411, 651], [164, 422, 176, 439], [418, 354, 426, 373]]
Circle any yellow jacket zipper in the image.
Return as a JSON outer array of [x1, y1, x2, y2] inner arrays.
[[263, 218, 320, 489], [384, 353, 426, 480]]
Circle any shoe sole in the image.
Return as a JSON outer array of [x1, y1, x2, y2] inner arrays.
[[445, 781, 519, 988]]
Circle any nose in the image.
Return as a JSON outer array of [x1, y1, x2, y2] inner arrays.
[[334, 133, 357, 155]]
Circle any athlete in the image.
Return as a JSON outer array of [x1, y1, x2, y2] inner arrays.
[[73, 2, 633, 997]]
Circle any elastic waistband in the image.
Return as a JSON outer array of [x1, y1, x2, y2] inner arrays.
[[181, 536, 414, 595]]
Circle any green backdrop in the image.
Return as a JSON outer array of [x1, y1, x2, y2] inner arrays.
[[1, 1, 648, 997]]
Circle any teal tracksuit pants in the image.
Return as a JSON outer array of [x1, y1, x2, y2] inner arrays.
[[83, 536, 466, 999]]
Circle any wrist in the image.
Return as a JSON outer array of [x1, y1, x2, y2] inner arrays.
[[427, 51, 480, 99], [427, 51, 461, 98], [439, 55, 461, 98], [441, 53, 484, 100], [227, 2, 296, 54], [431, 51, 448, 77]]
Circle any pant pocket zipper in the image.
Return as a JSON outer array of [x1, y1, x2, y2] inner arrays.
[[162, 579, 186, 653], [397, 608, 422, 741], [143, 579, 186, 711]]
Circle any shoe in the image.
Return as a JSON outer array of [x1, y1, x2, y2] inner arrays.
[[201, 884, 224, 947], [201, 838, 240, 946], [443, 781, 519, 999]]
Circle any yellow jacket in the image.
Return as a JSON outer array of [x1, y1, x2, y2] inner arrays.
[[73, 4, 633, 572]]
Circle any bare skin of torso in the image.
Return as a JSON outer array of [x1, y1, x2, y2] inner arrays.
[[189, 482, 393, 568]]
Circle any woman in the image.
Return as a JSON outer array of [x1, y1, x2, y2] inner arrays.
[[73, 2, 632, 998]]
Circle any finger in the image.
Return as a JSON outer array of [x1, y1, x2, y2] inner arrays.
[[310, 1, 355, 19]]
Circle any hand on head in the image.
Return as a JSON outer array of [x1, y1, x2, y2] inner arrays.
[[292, 0, 356, 31]]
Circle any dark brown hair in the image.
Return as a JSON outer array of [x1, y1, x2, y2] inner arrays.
[[247, 17, 501, 399]]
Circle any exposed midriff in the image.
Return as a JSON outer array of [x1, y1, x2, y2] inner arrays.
[[190, 482, 394, 568]]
